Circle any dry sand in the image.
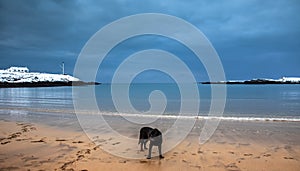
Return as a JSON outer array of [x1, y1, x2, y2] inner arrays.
[[0, 119, 300, 171]]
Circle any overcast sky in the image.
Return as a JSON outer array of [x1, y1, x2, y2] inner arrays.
[[0, 0, 299, 82]]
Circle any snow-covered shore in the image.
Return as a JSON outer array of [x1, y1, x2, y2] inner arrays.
[[202, 77, 300, 84], [0, 70, 80, 83], [280, 77, 300, 83], [0, 69, 99, 88]]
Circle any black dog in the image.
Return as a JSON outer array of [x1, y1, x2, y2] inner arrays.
[[138, 127, 153, 151], [138, 127, 164, 159]]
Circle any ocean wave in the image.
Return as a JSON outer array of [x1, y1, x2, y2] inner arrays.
[[96, 112, 300, 122], [0, 107, 299, 122]]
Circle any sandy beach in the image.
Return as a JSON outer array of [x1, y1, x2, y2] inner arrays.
[[0, 119, 299, 171]]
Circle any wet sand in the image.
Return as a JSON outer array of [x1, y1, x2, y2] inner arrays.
[[0, 119, 300, 171]]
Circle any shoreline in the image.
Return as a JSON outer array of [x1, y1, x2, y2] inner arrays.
[[0, 117, 300, 170], [1, 107, 300, 123], [0, 81, 100, 88]]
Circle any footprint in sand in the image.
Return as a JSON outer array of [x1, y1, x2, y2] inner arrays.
[[182, 159, 190, 163], [85, 149, 91, 154], [93, 145, 100, 151], [283, 156, 294, 160], [77, 155, 85, 160], [1, 141, 11, 145], [16, 138, 31, 141], [226, 163, 240, 171], [263, 154, 271, 157], [197, 150, 203, 154], [77, 149, 91, 155], [112, 142, 120, 145], [31, 137, 46, 143], [21, 125, 36, 132], [31, 139, 46, 143], [60, 160, 75, 170], [56, 139, 67, 142], [72, 140, 84, 144], [140, 160, 148, 163], [237, 158, 245, 163], [8, 132, 22, 139], [191, 165, 201, 169]]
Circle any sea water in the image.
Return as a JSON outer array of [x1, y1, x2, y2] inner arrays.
[[0, 84, 300, 122]]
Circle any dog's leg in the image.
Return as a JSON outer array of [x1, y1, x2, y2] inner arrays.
[[144, 139, 148, 150], [141, 139, 150, 151], [158, 144, 164, 159], [147, 143, 153, 159], [140, 139, 145, 151]]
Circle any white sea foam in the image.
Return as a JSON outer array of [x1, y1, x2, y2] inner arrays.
[[65, 110, 300, 122], [1, 107, 299, 122], [98, 112, 300, 122]]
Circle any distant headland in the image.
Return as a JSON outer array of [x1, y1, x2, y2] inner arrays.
[[0, 66, 100, 88], [201, 77, 300, 84]]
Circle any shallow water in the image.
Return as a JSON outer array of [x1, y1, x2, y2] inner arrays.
[[0, 84, 299, 121]]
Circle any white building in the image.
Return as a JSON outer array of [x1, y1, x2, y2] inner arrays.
[[6, 67, 29, 73]]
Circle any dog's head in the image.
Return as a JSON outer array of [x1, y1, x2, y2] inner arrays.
[[149, 128, 162, 142]]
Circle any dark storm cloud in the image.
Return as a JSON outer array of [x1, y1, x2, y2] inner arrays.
[[0, 0, 299, 81]]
